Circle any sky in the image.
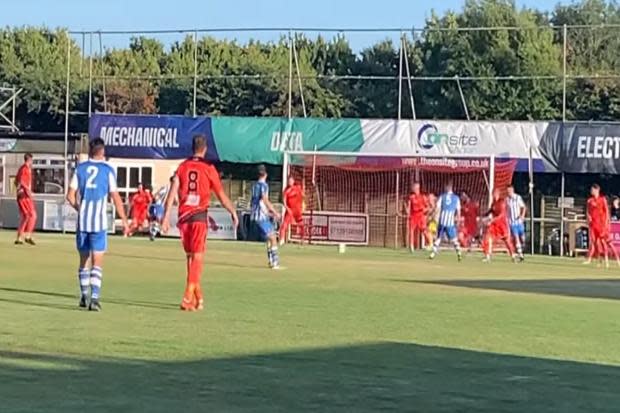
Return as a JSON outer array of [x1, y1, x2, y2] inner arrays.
[[0, 0, 565, 50]]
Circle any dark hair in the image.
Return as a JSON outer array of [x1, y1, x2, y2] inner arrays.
[[507, 184, 514, 189], [89, 138, 105, 157], [592, 183, 601, 190], [24, 152, 33, 161], [192, 135, 207, 153], [257, 164, 267, 177]]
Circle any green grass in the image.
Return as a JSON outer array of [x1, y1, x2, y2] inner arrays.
[[1, 230, 619, 412]]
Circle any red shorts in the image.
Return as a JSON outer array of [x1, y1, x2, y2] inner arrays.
[[178, 221, 208, 253], [590, 225, 608, 241], [488, 219, 509, 239], [409, 214, 426, 231], [290, 208, 303, 224], [17, 196, 35, 217]]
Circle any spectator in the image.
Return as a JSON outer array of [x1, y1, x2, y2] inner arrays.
[[611, 197, 620, 222]]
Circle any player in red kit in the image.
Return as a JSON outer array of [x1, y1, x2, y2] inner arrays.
[[279, 176, 305, 245], [482, 188, 515, 262], [128, 183, 153, 236], [459, 192, 479, 250], [584, 184, 620, 267], [405, 182, 429, 251], [162, 135, 239, 311], [15, 153, 37, 245]]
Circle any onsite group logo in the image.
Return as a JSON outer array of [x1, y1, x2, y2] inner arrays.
[[416, 123, 479, 150]]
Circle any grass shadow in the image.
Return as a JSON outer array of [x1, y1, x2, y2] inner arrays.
[[1, 343, 619, 412], [399, 279, 620, 301]]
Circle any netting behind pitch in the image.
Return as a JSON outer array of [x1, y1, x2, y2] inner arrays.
[[288, 154, 516, 247]]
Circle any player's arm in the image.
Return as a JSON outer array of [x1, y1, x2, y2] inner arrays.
[[262, 191, 280, 220], [161, 176, 179, 234], [66, 171, 79, 211], [108, 170, 129, 233], [519, 197, 527, 220], [214, 187, 239, 229]]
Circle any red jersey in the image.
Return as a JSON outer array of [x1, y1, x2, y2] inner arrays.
[[283, 184, 303, 210], [587, 195, 608, 227], [15, 164, 32, 198], [490, 198, 507, 219], [462, 200, 479, 229], [408, 193, 427, 216], [176, 157, 223, 222]]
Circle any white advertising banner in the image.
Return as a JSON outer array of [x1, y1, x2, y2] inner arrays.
[[360, 119, 548, 160], [290, 211, 369, 245], [167, 207, 237, 240]]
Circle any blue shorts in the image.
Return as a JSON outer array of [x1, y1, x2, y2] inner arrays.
[[255, 219, 275, 238], [76, 231, 107, 253], [437, 225, 457, 240], [510, 223, 525, 238], [149, 204, 164, 220]]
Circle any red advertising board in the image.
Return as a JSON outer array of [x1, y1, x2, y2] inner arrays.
[[610, 222, 620, 249], [289, 211, 369, 245]]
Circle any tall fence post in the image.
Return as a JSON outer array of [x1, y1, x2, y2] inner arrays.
[[560, 172, 566, 257], [529, 146, 535, 255], [562, 24, 568, 122], [88, 32, 93, 117], [397, 33, 403, 120], [287, 30, 293, 119], [63, 33, 72, 233], [193, 30, 198, 117]]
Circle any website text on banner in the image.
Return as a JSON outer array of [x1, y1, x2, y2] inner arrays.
[[289, 211, 369, 245]]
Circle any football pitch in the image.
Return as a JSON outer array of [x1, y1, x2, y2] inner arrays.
[[1, 231, 619, 412]]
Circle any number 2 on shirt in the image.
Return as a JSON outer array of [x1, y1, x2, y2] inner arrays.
[[86, 165, 98, 189], [186, 170, 200, 206]]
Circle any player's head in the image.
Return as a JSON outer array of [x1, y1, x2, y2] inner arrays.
[[507, 185, 515, 197], [24, 152, 33, 166], [257, 164, 268, 180], [461, 191, 470, 202], [287, 176, 295, 186], [411, 182, 420, 194], [192, 134, 208, 158], [428, 193, 437, 203], [445, 182, 453, 193], [591, 183, 601, 197], [493, 187, 501, 200], [137, 182, 144, 191], [89, 138, 105, 159], [613, 196, 620, 207]]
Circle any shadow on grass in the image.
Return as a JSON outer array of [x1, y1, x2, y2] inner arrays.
[[1, 343, 619, 413], [400, 279, 620, 301], [0, 286, 178, 311]]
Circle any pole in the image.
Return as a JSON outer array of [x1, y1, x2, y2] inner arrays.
[[397, 33, 403, 120], [282, 151, 289, 197], [456, 76, 470, 120], [64, 33, 71, 232], [560, 172, 565, 257], [292, 37, 307, 117], [80, 32, 84, 76], [98, 32, 107, 112], [488, 154, 495, 207], [401, 34, 417, 120], [562, 24, 567, 122], [529, 146, 535, 255], [395, 171, 400, 248], [11, 87, 16, 132], [88, 32, 93, 117], [287, 30, 293, 119], [193, 30, 198, 117]]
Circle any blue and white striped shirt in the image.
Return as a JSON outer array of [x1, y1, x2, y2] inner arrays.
[[438, 191, 460, 227], [70, 159, 117, 233], [507, 194, 525, 225], [250, 180, 270, 222]]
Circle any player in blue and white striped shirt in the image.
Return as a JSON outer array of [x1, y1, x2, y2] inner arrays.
[[250, 165, 281, 269], [506, 185, 526, 261], [430, 183, 462, 261], [66, 138, 129, 311]]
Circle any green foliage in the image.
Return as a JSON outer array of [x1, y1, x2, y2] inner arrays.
[[1, 0, 620, 130]]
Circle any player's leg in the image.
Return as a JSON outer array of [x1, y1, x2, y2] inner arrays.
[[585, 229, 597, 264], [75, 231, 91, 308], [483, 223, 496, 262], [24, 198, 37, 245], [15, 197, 29, 244], [278, 211, 292, 246], [408, 218, 416, 252], [448, 227, 462, 261], [430, 227, 444, 259], [511, 225, 524, 261], [294, 214, 305, 244], [87, 232, 107, 311]]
